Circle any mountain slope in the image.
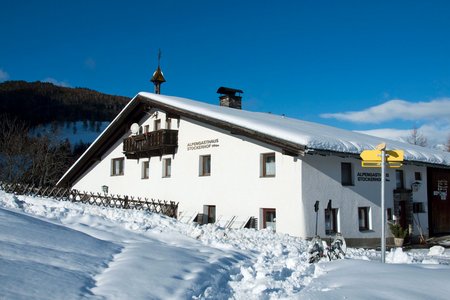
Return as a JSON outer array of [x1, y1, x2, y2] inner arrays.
[[0, 80, 129, 126]]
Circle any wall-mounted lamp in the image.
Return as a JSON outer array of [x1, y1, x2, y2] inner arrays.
[[102, 185, 109, 194], [411, 181, 421, 193]]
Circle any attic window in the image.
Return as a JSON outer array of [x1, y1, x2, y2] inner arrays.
[[154, 119, 161, 131]]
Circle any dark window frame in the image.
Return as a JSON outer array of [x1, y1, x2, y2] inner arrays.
[[358, 206, 370, 231], [395, 170, 404, 189], [262, 208, 276, 230], [111, 157, 124, 176], [341, 162, 353, 186], [142, 161, 149, 179], [325, 208, 338, 235], [261, 153, 276, 177], [162, 158, 171, 178], [199, 155, 211, 176]]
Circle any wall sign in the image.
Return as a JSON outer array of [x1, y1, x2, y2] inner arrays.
[[434, 179, 448, 200], [187, 139, 219, 151], [357, 172, 382, 182]]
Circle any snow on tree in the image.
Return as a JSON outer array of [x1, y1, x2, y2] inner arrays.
[[406, 125, 428, 147]]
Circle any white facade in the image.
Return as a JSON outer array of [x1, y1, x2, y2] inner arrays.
[[70, 105, 431, 243]]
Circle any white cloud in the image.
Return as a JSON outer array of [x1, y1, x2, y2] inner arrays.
[[42, 77, 71, 87], [0, 69, 10, 82], [321, 98, 450, 124], [356, 123, 450, 148]]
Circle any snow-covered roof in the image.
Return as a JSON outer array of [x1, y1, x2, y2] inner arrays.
[[57, 91, 450, 186], [139, 92, 450, 166]]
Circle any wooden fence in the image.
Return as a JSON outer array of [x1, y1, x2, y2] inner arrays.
[[0, 181, 178, 218]]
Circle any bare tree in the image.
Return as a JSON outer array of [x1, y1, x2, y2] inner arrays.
[[406, 125, 428, 147], [0, 114, 71, 185], [447, 134, 450, 152], [0, 115, 31, 183]]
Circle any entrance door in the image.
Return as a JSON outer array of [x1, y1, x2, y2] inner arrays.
[[262, 208, 276, 231], [428, 168, 450, 236], [393, 190, 412, 231]]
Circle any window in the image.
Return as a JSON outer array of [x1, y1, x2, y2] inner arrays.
[[415, 172, 422, 181], [325, 208, 338, 235], [262, 208, 276, 231], [387, 208, 393, 221], [395, 170, 404, 189], [162, 158, 171, 178], [341, 162, 353, 186], [203, 205, 216, 223], [143, 125, 150, 133], [154, 119, 161, 131], [261, 153, 276, 177], [413, 202, 425, 213], [358, 207, 371, 231], [142, 161, 149, 179], [111, 158, 124, 176], [166, 118, 171, 130], [199, 155, 211, 176]]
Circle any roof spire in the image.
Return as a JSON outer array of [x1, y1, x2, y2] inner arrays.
[[150, 49, 166, 94]]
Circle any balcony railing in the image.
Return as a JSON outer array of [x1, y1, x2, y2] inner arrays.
[[123, 129, 178, 159]]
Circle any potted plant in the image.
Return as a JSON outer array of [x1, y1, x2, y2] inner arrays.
[[388, 222, 408, 247]]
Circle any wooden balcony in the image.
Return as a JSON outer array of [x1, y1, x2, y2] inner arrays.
[[123, 129, 178, 159]]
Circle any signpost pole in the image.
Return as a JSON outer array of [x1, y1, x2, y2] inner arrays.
[[381, 148, 386, 263], [360, 144, 403, 264]]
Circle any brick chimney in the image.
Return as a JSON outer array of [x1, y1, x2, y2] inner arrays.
[[217, 87, 243, 109]]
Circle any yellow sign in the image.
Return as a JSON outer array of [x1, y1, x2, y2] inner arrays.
[[360, 148, 404, 168], [360, 149, 404, 162], [361, 161, 403, 168], [360, 150, 382, 161], [386, 150, 404, 162]]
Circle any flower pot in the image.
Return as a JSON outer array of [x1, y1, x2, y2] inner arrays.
[[394, 238, 404, 247]]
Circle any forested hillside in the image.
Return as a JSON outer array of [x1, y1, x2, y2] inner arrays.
[[0, 80, 129, 126], [0, 81, 130, 186]]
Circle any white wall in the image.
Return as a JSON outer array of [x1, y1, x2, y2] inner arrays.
[[72, 107, 429, 240], [73, 108, 306, 236], [301, 154, 428, 239]]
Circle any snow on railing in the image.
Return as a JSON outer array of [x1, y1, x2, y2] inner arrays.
[[0, 181, 178, 218]]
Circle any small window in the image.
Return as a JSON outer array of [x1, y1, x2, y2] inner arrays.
[[358, 207, 371, 231], [154, 119, 161, 131], [162, 158, 171, 178], [341, 162, 353, 186], [387, 208, 393, 221], [325, 208, 338, 235], [142, 161, 149, 179], [415, 172, 422, 181], [395, 170, 404, 189], [166, 118, 171, 130], [111, 158, 124, 176], [262, 208, 276, 231], [203, 205, 216, 223], [261, 153, 276, 177], [413, 202, 425, 213], [199, 155, 211, 176]]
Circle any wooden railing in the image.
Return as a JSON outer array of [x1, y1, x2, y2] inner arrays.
[[123, 129, 178, 159], [0, 181, 178, 218]]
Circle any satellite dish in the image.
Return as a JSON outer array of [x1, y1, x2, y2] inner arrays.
[[130, 123, 140, 135]]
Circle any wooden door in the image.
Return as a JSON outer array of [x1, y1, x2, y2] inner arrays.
[[428, 168, 450, 236]]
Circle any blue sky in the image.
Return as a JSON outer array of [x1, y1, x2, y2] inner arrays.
[[1, 0, 450, 146]]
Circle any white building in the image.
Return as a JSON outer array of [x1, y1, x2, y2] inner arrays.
[[58, 88, 450, 246]]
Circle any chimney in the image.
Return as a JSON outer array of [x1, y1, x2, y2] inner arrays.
[[217, 87, 243, 109]]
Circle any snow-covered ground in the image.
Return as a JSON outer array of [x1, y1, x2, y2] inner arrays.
[[1, 191, 450, 299]]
